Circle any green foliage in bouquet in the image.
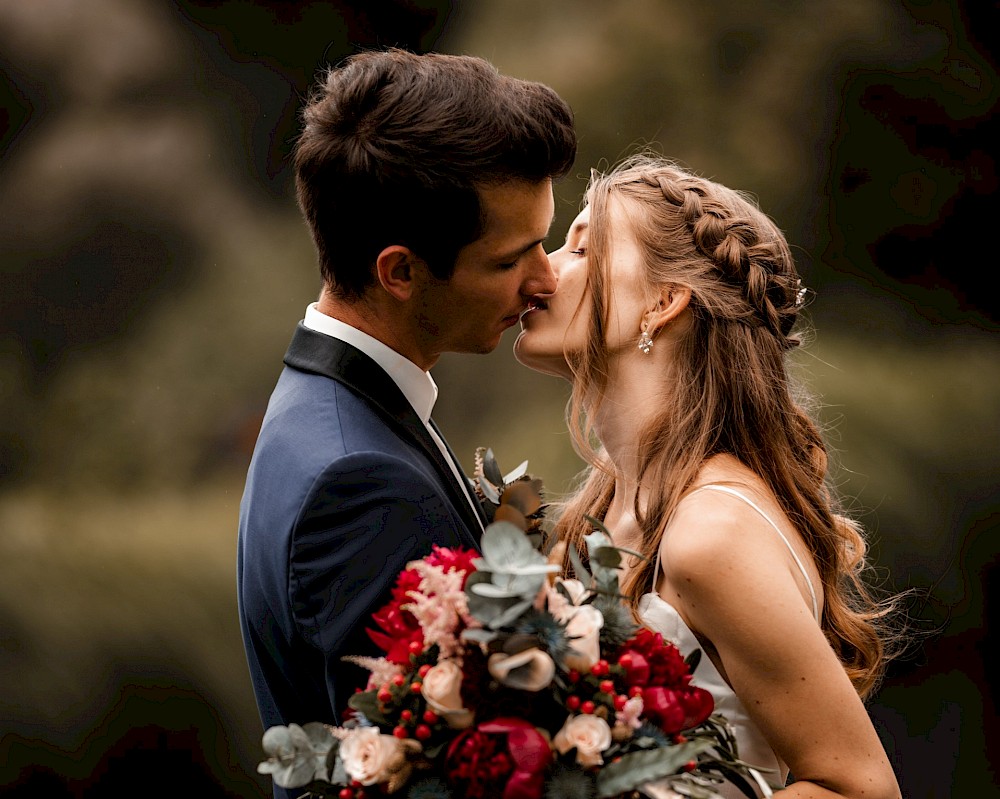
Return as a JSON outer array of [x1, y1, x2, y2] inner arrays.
[[256, 451, 774, 799]]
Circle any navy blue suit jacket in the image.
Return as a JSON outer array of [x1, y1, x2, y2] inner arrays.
[[238, 324, 484, 795]]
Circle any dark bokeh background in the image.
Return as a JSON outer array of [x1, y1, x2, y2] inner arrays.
[[1, 1, 996, 796]]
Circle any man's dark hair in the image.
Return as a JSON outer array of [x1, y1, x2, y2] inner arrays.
[[293, 49, 577, 298]]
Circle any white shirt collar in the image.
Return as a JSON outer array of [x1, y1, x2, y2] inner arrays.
[[302, 302, 438, 423]]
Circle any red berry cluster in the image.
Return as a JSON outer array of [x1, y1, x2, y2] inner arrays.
[[371, 643, 447, 746], [561, 657, 638, 720]]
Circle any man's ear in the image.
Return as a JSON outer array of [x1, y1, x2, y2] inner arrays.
[[644, 285, 691, 336], [374, 245, 423, 301]]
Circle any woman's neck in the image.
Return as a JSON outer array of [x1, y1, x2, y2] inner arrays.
[[589, 352, 679, 551], [590, 350, 675, 484]]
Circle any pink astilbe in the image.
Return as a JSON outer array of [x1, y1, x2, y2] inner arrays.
[[342, 655, 406, 691], [615, 695, 644, 730], [405, 561, 477, 660]]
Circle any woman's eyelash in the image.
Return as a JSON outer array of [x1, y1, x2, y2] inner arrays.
[[570, 248, 586, 256]]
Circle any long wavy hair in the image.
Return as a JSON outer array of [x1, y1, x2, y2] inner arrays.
[[553, 155, 901, 699]]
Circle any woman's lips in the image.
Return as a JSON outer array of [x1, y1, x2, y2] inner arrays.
[[520, 299, 548, 319]]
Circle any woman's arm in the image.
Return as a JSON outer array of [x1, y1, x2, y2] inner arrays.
[[659, 493, 900, 799]]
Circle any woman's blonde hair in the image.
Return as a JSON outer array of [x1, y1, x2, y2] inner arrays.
[[554, 155, 900, 699]]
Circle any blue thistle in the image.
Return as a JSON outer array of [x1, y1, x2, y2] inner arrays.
[[595, 596, 638, 649], [516, 607, 572, 662]]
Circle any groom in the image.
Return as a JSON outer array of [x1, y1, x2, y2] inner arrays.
[[237, 47, 576, 770]]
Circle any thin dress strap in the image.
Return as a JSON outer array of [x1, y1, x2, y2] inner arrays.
[[652, 484, 820, 622]]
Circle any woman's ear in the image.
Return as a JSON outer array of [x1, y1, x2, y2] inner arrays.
[[374, 245, 423, 301], [644, 285, 691, 336]]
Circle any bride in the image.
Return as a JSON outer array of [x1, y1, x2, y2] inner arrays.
[[514, 155, 902, 798]]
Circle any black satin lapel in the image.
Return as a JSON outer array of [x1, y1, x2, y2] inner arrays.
[[430, 418, 489, 535], [285, 323, 422, 433], [284, 324, 483, 547]]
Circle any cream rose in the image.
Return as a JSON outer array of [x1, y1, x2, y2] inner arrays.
[[338, 727, 415, 789], [553, 714, 613, 767], [422, 659, 474, 729], [563, 603, 604, 672]]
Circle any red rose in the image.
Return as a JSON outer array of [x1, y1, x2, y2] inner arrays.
[[445, 718, 551, 799]]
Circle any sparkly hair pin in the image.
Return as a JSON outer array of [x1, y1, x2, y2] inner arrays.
[[795, 279, 809, 308]]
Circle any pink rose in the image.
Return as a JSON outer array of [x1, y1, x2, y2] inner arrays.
[[422, 659, 474, 729]]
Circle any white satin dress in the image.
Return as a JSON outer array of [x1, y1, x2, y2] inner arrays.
[[638, 485, 821, 798]]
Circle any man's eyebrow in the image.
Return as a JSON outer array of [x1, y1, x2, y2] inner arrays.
[[499, 214, 556, 262], [499, 237, 546, 262]]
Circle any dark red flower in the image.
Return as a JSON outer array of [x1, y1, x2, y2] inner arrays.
[[367, 548, 478, 662], [617, 629, 690, 687], [424, 545, 479, 584], [367, 605, 422, 664], [642, 685, 714, 734], [367, 568, 423, 663], [445, 718, 551, 799]]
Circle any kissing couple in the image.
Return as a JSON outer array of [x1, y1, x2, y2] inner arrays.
[[238, 49, 902, 799]]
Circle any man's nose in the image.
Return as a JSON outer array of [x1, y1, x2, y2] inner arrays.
[[524, 249, 558, 296]]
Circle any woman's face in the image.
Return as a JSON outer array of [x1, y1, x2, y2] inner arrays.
[[514, 198, 649, 379]]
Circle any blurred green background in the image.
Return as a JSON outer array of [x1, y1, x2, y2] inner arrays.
[[0, 1, 996, 796]]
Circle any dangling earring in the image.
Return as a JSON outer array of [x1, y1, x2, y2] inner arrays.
[[638, 328, 654, 355]]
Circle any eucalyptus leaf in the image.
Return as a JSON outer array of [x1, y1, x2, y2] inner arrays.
[[323, 739, 340, 783], [482, 448, 504, 486], [471, 579, 531, 599], [584, 530, 614, 557], [481, 522, 544, 571], [479, 479, 501, 504], [302, 722, 334, 753], [595, 741, 715, 798], [568, 544, 591, 585], [329, 753, 349, 788], [584, 514, 614, 538], [489, 597, 534, 629], [461, 628, 499, 645], [591, 546, 623, 569], [258, 724, 325, 789], [584, 531, 619, 590], [466, 584, 519, 624], [423, 741, 447, 761]]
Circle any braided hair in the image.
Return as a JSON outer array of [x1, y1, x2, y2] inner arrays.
[[554, 155, 899, 699]]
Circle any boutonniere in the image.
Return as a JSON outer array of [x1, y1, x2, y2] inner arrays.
[[472, 447, 547, 543]]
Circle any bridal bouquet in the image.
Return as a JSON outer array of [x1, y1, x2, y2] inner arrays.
[[258, 452, 763, 799]]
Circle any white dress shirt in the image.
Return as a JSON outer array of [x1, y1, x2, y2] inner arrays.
[[302, 303, 483, 530]]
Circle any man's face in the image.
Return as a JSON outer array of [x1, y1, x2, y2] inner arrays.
[[412, 179, 557, 362]]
